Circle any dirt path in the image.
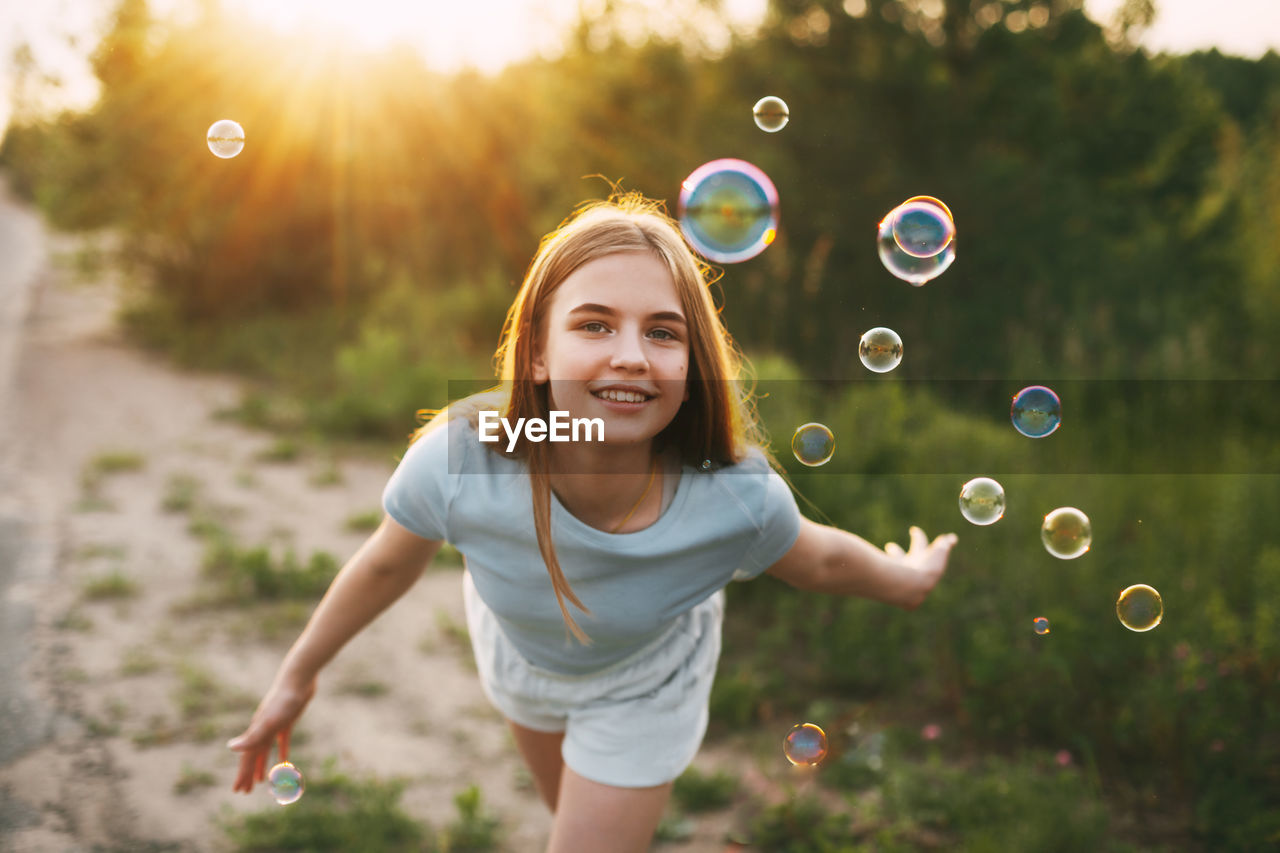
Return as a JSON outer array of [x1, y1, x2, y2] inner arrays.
[[0, 197, 782, 851]]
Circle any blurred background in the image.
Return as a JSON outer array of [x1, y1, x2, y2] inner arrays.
[[2, 0, 1278, 849]]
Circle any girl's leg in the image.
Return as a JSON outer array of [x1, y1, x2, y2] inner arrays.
[[545, 766, 673, 853], [507, 719, 566, 812]]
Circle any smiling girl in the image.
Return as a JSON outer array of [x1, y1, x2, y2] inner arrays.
[[227, 192, 957, 851]]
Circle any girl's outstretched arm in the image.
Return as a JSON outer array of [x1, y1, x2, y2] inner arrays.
[[766, 518, 957, 610], [227, 517, 443, 792]]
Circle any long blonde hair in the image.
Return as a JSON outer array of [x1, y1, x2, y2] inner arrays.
[[414, 192, 771, 643]]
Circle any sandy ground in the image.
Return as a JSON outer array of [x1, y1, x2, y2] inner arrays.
[[0, 199, 806, 851]]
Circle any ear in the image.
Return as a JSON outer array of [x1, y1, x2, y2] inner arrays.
[[532, 348, 549, 384]]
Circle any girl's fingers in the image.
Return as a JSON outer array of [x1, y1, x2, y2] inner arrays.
[[909, 526, 928, 550], [278, 728, 291, 764], [885, 542, 905, 557]]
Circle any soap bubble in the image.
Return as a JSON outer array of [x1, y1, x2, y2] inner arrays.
[[877, 196, 956, 285], [207, 119, 245, 159], [1011, 385, 1061, 438], [891, 197, 955, 259], [1116, 584, 1163, 632], [267, 761, 304, 805], [1033, 616, 1050, 635], [679, 158, 779, 263], [792, 423, 835, 467], [858, 327, 903, 373], [1041, 507, 1091, 559], [752, 96, 790, 132], [959, 477, 1005, 525], [784, 722, 828, 766]]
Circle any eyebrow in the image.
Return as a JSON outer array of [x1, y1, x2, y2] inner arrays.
[[567, 303, 688, 325]]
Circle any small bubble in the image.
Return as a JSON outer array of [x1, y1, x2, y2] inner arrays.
[[858, 327, 903, 373], [791, 423, 835, 467], [1116, 584, 1163, 632], [783, 722, 828, 766], [959, 477, 1005, 526], [207, 119, 245, 159], [700, 459, 711, 471], [267, 761, 304, 805], [1033, 616, 1050, 635], [1041, 507, 1091, 559], [752, 95, 790, 132]]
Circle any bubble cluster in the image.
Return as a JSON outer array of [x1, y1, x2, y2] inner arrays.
[[1116, 584, 1163, 632], [877, 196, 956, 285], [207, 119, 245, 159], [1033, 616, 1050, 635], [1011, 385, 1061, 438], [792, 423, 835, 467], [958, 477, 1005, 525], [267, 761, 304, 805], [1041, 507, 1091, 559], [678, 159, 779, 263], [891, 197, 956, 259], [752, 96, 790, 132], [783, 722, 828, 766], [858, 327, 904, 373]]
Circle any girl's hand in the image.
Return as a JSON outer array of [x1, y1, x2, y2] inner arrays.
[[885, 526, 958, 610], [227, 674, 316, 793]]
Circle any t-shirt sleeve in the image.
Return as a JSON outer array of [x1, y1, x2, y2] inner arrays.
[[381, 420, 459, 542], [732, 461, 803, 582]]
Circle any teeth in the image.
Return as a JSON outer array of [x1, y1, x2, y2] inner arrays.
[[594, 389, 649, 403]]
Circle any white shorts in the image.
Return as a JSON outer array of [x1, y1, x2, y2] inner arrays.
[[462, 570, 724, 788]]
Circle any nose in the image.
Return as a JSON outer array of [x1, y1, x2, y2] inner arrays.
[[609, 327, 649, 372]]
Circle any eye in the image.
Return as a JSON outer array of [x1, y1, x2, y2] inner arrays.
[[649, 328, 678, 341], [580, 321, 609, 333]]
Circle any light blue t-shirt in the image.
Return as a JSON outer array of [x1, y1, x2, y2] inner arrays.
[[382, 415, 802, 675]]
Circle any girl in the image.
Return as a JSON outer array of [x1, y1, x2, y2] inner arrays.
[[227, 192, 957, 851]]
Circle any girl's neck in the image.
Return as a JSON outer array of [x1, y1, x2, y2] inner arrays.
[[546, 442, 666, 533]]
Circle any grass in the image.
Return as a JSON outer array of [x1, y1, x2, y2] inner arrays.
[[86, 450, 146, 476], [336, 678, 390, 699], [256, 436, 302, 463], [198, 536, 338, 605], [673, 766, 739, 812], [120, 645, 162, 676], [173, 661, 257, 722], [74, 542, 128, 560], [218, 761, 432, 851], [344, 509, 383, 533], [434, 608, 470, 649], [161, 472, 202, 512], [81, 570, 139, 601], [174, 763, 218, 795]]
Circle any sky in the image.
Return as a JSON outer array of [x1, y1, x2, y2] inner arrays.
[[2, 0, 1279, 134]]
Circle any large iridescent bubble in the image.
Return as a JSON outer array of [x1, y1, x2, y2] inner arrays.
[[877, 195, 955, 285], [679, 159, 779, 263], [892, 197, 955, 258], [1041, 507, 1091, 559], [1011, 385, 1062, 438]]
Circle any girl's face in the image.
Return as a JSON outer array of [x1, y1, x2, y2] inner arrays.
[[532, 251, 690, 450]]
